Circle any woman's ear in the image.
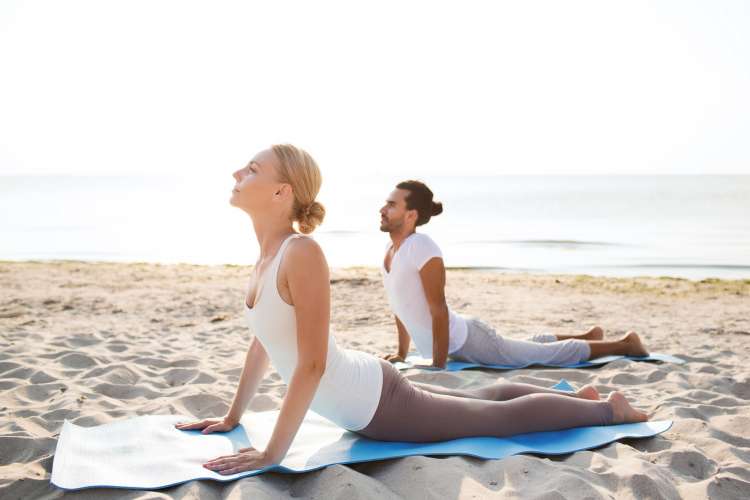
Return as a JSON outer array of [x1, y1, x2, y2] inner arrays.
[[275, 183, 293, 199]]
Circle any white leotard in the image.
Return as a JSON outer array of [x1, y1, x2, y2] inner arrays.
[[244, 234, 383, 431]]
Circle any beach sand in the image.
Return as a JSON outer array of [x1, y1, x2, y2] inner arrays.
[[1, 261, 749, 499]]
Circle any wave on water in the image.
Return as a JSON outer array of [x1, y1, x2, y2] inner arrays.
[[462, 239, 624, 248], [606, 264, 750, 271]]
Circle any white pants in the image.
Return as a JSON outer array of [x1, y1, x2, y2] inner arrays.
[[450, 318, 591, 366]]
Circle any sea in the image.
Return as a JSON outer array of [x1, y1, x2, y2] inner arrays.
[[1, 174, 749, 280]]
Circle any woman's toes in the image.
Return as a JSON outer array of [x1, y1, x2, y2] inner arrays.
[[577, 385, 601, 400]]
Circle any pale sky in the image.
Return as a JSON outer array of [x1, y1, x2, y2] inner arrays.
[[1, 0, 748, 177]]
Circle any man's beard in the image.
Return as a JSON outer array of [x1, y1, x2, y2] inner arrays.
[[380, 218, 401, 233]]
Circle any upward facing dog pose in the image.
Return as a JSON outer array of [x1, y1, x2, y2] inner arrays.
[[175, 145, 648, 475], [379, 181, 650, 369]]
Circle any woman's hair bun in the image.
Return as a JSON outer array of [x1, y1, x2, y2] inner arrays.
[[431, 201, 443, 217], [297, 200, 326, 234]]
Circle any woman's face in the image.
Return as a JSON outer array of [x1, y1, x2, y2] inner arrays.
[[230, 149, 284, 214]]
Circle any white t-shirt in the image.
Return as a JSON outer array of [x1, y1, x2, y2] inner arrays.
[[382, 233, 468, 357]]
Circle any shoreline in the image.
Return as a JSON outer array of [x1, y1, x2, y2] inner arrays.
[[3, 259, 750, 285]]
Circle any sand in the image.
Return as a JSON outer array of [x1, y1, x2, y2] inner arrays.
[[1, 260, 749, 499]]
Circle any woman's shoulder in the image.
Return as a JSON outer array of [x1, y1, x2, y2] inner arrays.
[[284, 235, 328, 269]]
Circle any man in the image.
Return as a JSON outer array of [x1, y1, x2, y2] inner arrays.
[[379, 180, 648, 369]]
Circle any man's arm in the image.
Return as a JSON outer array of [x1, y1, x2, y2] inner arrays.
[[419, 257, 450, 368], [395, 316, 410, 358], [384, 316, 411, 362]]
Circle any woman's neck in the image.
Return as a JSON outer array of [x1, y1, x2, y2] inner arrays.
[[250, 215, 296, 258]]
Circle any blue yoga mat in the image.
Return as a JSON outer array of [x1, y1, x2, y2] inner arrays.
[[394, 352, 685, 371], [50, 380, 671, 491]]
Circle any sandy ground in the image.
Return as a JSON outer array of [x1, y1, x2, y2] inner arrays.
[[1, 260, 749, 499]]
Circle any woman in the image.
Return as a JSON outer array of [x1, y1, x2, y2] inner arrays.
[[175, 144, 648, 475]]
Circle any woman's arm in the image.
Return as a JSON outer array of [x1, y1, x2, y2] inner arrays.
[[175, 331, 270, 434], [225, 337, 270, 425], [263, 238, 329, 460], [204, 238, 330, 474]]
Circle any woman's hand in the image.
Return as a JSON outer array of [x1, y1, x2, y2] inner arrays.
[[203, 446, 279, 475], [174, 416, 238, 434]]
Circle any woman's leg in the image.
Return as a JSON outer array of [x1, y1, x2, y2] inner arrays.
[[412, 380, 601, 401], [358, 362, 646, 443]]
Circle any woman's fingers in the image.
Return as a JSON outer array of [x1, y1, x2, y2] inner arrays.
[[203, 450, 271, 475], [205, 456, 243, 471], [175, 418, 234, 434], [218, 466, 249, 475], [174, 419, 210, 430], [208, 461, 235, 472], [202, 422, 229, 434], [177, 419, 233, 433]]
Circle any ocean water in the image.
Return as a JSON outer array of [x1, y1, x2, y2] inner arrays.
[[1, 175, 749, 280]]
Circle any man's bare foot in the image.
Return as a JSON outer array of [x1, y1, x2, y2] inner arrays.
[[607, 391, 649, 424], [623, 331, 649, 357], [583, 326, 604, 341], [576, 384, 600, 400], [556, 326, 604, 342]]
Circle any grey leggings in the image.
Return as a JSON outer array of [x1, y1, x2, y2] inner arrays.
[[357, 360, 613, 442]]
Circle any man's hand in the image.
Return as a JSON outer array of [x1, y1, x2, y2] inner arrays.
[[383, 353, 406, 363]]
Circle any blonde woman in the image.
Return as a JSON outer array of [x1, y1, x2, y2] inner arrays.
[[175, 144, 648, 475]]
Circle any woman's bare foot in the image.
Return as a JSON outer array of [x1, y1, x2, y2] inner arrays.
[[576, 384, 600, 400], [623, 331, 649, 357], [607, 391, 649, 424]]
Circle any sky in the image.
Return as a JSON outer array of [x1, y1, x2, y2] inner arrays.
[[0, 1, 748, 177]]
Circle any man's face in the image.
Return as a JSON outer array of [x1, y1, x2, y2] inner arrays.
[[379, 188, 413, 232]]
